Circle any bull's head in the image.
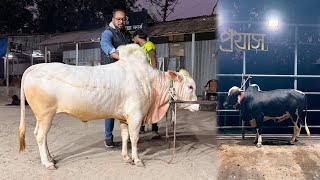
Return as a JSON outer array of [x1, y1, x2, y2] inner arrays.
[[223, 86, 243, 108], [167, 69, 199, 112]]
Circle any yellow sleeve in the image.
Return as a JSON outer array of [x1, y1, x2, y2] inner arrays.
[[145, 41, 156, 53]]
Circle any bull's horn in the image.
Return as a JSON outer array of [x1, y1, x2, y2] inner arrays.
[[179, 69, 191, 78], [228, 86, 240, 96]]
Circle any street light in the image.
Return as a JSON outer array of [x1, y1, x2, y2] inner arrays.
[[268, 19, 280, 28], [267, 18, 280, 31]]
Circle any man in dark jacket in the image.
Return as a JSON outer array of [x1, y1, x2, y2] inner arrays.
[[100, 9, 131, 147]]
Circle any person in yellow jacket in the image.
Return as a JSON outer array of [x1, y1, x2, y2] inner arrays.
[[132, 29, 160, 139], [132, 30, 157, 69]]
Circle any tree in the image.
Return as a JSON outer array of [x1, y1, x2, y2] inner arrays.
[[34, 0, 139, 33], [146, 0, 179, 22], [0, 0, 34, 34]]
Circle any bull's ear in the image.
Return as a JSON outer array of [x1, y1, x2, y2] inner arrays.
[[167, 70, 181, 81]]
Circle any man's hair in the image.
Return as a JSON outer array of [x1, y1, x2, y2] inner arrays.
[[112, 9, 126, 17], [132, 29, 148, 40]]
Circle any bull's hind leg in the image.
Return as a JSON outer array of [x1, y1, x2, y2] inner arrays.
[[34, 114, 56, 170], [128, 115, 144, 167], [289, 111, 299, 145], [295, 122, 302, 142], [120, 123, 133, 164], [253, 130, 259, 144], [34, 121, 54, 163]]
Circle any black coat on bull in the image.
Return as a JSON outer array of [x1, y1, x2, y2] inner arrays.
[[224, 84, 310, 148]]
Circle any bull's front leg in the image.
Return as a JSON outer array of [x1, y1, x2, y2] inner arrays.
[[249, 119, 258, 144], [255, 127, 263, 148], [128, 116, 144, 167], [255, 117, 263, 148], [120, 123, 133, 164]]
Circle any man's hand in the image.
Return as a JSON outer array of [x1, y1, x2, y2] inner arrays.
[[111, 52, 120, 60]]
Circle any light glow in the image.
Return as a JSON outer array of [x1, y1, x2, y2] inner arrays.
[[268, 19, 280, 28]]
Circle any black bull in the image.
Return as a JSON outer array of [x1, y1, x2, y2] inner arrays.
[[224, 84, 310, 147]]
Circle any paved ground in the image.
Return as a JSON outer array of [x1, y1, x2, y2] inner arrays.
[[0, 96, 217, 180]]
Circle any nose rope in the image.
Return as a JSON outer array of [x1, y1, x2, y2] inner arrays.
[[169, 79, 178, 102], [240, 75, 252, 90], [166, 79, 177, 163], [167, 102, 177, 164]]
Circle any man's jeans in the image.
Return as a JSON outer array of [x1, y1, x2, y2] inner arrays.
[[105, 118, 114, 140]]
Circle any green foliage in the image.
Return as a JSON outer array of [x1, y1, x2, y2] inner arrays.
[[35, 0, 139, 33], [0, 0, 139, 33], [0, 0, 34, 33]]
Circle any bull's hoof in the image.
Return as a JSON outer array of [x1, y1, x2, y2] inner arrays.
[[252, 140, 258, 144], [288, 141, 295, 145], [256, 143, 262, 148], [123, 156, 133, 164], [46, 164, 56, 170], [134, 159, 145, 167], [295, 139, 299, 142]]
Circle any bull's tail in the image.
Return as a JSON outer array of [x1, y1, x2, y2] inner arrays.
[[19, 72, 26, 152], [18, 66, 35, 152], [304, 95, 311, 137]]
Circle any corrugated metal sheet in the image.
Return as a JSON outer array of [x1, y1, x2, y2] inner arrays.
[[8, 35, 50, 51], [39, 29, 103, 46], [195, 40, 218, 95], [148, 15, 216, 37], [155, 43, 169, 57], [185, 40, 218, 95]]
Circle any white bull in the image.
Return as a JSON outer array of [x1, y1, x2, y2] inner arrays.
[[19, 44, 199, 170]]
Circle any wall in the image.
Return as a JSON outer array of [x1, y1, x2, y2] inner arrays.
[[63, 48, 101, 66]]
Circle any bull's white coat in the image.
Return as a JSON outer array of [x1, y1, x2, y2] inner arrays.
[[19, 44, 199, 169]]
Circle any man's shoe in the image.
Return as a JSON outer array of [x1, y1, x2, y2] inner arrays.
[[104, 139, 115, 148]]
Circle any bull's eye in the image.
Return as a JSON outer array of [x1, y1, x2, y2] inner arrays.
[[189, 85, 193, 90]]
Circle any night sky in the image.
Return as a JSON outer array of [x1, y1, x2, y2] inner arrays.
[[138, 0, 217, 21]]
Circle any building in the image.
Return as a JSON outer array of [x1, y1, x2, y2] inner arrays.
[[4, 15, 218, 96]]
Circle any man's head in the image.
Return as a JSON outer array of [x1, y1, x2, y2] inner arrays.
[[132, 30, 147, 44], [112, 9, 127, 29]]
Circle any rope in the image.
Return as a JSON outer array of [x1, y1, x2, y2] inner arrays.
[[167, 102, 177, 164], [240, 75, 252, 90]]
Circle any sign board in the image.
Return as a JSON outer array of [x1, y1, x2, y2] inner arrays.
[[9, 42, 22, 53], [0, 36, 8, 57], [219, 29, 268, 52]]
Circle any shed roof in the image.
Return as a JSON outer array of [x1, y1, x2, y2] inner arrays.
[[39, 29, 103, 46], [39, 15, 217, 46], [147, 15, 217, 37]]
